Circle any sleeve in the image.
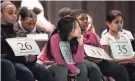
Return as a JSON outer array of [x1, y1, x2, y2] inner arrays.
[[37, 45, 48, 64], [126, 31, 134, 39], [100, 36, 109, 46], [101, 29, 107, 38], [73, 45, 84, 63], [50, 34, 79, 73]]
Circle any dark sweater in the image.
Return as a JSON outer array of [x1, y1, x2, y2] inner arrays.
[[1, 24, 35, 65]]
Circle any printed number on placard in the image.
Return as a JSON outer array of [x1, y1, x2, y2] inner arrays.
[[116, 45, 128, 54], [17, 42, 32, 50], [90, 49, 102, 56]]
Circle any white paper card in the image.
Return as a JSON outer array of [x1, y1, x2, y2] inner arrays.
[[27, 33, 48, 41], [109, 40, 134, 59], [6, 37, 40, 56], [84, 44, 112, 60], [59, 41, 75, 64]]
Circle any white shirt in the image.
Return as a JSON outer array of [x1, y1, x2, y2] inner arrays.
[[100, 32, 129, 46], [101, 29, 134, 40]]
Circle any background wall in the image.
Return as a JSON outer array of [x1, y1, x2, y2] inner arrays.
[[11, 1, 135, 37]]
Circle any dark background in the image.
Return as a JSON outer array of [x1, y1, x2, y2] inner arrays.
[[11, 1, 135, 37]]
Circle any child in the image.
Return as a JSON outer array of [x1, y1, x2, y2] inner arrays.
[[38, 17, 87, 81], [70, 9, 130, 81], [100, 9, 135, 81], [1, 1, 17, 81]]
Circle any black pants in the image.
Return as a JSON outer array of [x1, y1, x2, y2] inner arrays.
[[98, 60, 130, 81], [15, 62, 54, 81], [123, 63, 135, 81], [1, 59, 16, 81], [85, 59, 130, 81]]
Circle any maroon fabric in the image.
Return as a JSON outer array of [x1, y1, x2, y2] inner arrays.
[[83, 30, 101, 47]]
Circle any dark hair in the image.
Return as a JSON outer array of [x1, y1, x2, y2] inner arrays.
[[18, 7, 41, 20], [58, 7, 72, 18], [70, 9, 86, 18], [107, 10, 122, 23], [46, 16, 80, 60], [106, 10, 122, 32]]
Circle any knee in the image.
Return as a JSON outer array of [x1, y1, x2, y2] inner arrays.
[[1, 59, 15, 72], [78, 63, 87, 75], [1, 59, 14, 67], [55, 68, 68, 81], [116, 65, 128, 75], [23, 69, 34, 77], [55, 72, 68, 81], [85, 62, 102, 77], [16, 64, 34, 78], [85, 61, 101, 73]]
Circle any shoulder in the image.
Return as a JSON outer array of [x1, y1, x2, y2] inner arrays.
[[101, 32, 110, 40], [100, 33, 110, 45], [122, 29, 134, 39], [50, 33, 60, 41], [122, 29, 132, 35], [101, 29, 107, 37]]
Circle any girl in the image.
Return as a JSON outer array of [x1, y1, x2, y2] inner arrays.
[[100, 9, 135, 81], [20, 0, 55, 33], [1, 1, 17, 81], [37, 17, 87, 81], [14, 7, 45, 37], [12, 6, 54, 81], [70, 9, 130, 81]]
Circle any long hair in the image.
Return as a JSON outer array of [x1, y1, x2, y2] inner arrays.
[[46, 16, 80, 60]]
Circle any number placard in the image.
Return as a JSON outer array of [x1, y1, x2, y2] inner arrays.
[[59, 41, 75, 64], [84, 44, 112, 60], [109, 40, 134, 59], [6, 37, 40, 56]]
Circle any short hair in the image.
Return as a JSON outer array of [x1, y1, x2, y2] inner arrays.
[[70, 9, 86, 18], [58, 7, 72, 18]]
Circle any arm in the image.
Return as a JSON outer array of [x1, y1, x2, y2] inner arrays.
[[73, 45, 84, 63], [51, 34, 79, 74], [37, 45, 55, 65], [73, 35, 84, 63]]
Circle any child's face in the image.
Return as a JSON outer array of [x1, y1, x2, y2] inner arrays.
[[87, 15, 93, 30], [76, 13, 88, 31], [1, 4, 17, 24], [107, 16, 123, 33], [69, 21, 81, 38], [21, 18, 37, 32]]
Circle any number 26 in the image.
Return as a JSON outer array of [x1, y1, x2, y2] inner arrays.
[[17, 42, 32, 50]]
